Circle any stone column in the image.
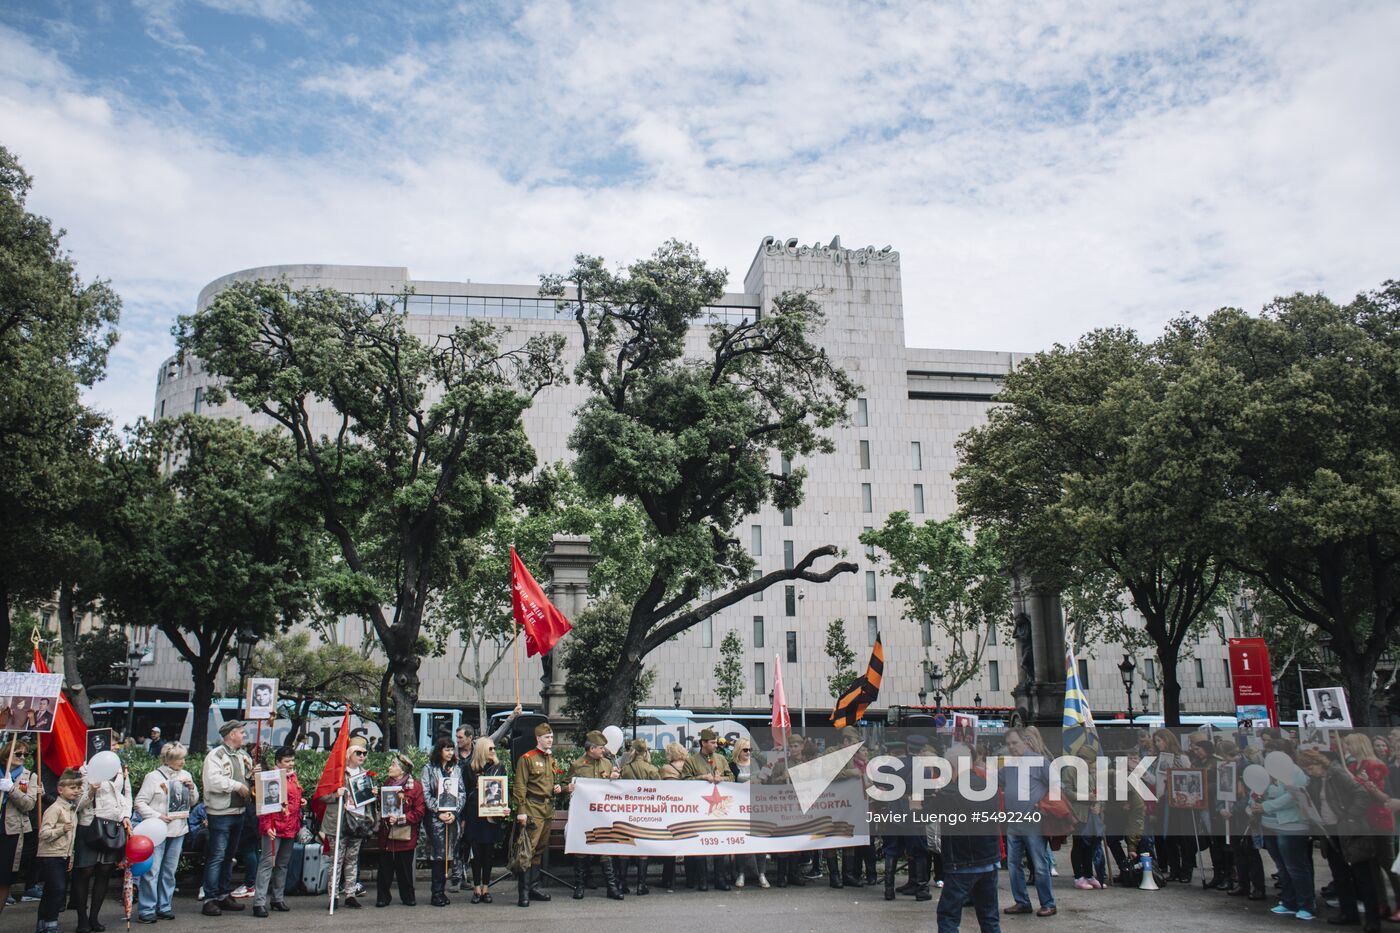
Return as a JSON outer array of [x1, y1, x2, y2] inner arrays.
[[1009, 565, 1068, 728], [540, 534, 598, 724]]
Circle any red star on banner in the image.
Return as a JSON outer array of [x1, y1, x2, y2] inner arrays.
[[702, 784, 727, 813]]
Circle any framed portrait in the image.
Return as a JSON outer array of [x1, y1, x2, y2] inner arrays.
[[86, 728, 113, 761], [245, 677, 279, 721], [1297, 710, 1331, 751], [0, 673, 62, 734], [166, 778, 191, 816], [1169, 768, 1207, 810], [255, 769, 285, 816], [1307, 687, 1352, 729], [437, 790, 460, 814], [348, 771, 376, 809], [1216, 761, 1237, 803], [478, 774, 509, 818], [951, 714, 979, 749], [381, 786, 404, 818]]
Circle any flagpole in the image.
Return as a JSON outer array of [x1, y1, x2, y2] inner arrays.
[[328, 798, 343, 916], [31, 627, 44, 830]]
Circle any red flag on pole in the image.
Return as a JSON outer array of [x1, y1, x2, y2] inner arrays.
[[770, 653, 791, 752], [310, 705, 351, 824], [33, 648, 86, 776], [511, 547, 572, 657]]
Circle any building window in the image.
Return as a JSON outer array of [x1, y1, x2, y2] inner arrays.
[[193, 386, 204, 414], [701, 618, 713, 648], [785, 585, 796, 617], [988, 626, 997, 646], [856, 398, 868, 427], [866, 571, 877, 601], [754, 662, 766, 695], [783, 507, 793, 526], [1144, 658, 1156, 686], [783, 540, 794, 570], [751, 525, 762, 556], [989, 660, 1000, 692], [159, 399, 166, 418], [866, 616, 879, 646], [1223, 659, 1232, 688], [41, 611, 52, 629], [913, 484, 925, 514], [752, 569, 763, 600], [859, 440, 870, 469], [1077, 658, 1091, 689], [864, 526, 875, 559], [1194, 659, 1205, 689], [861, 484, 873, 513], [911, 441, 922, 471], [786, 631, 798, 663], [921, 620, 932, 647], [753, 616, 765, 648]]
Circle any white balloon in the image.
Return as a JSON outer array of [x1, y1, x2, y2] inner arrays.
[[1243, 764, 1271, 795], [133, 817, 168, 846], [1265, 751, 1297, 783], [86, 751, 121, 784], [602, 725, 625, 755]]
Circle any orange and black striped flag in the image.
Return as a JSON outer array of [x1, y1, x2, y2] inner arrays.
[[830, 635, 884, 728]]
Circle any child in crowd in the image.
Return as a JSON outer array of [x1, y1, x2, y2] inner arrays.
[[36, 769, 85, 933]]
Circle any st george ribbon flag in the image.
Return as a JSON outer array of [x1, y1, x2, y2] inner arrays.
[[830, 635, 884, 729], [511, 547, 572, 657]]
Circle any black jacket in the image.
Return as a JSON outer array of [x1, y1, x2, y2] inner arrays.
[[930, 768, 1000, 872]]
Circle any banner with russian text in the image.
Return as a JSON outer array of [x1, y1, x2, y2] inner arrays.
[[564, 778, 869, 856]]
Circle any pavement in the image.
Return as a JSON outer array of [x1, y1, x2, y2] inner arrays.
[[0, 856, 1320, 932]]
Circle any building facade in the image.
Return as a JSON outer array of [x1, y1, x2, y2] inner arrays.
[[148, 237, 1239, 723]]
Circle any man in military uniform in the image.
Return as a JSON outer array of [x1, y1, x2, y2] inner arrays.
[[568, 731, 624, 901], [767, 733, 810, 888], [884, 734, 933, 901], [827, 726, 870, 888], [618, 739, 659, 895], [680, 728, 734, 891], [512, 722, 561, 908]]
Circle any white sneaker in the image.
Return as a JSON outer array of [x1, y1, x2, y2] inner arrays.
[[758, 874, 770, 889], [936, 879, 944, 888], [230, 885, 253, 899], [1050, 866, 1059, 877], [735, 875, 745, 888]]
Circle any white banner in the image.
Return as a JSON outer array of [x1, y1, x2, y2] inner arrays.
[[564, 778, 868, 856]]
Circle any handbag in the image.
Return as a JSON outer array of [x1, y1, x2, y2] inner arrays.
[[1036, 793, 1076, 836], [88, 817, 128, 853]]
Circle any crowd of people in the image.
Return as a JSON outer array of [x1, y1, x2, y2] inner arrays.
[[4, 718, 1400, 933]]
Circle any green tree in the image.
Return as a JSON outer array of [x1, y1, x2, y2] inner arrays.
[[1198, 286, 1400, 724], [7, 607, 41, 672], [433, 463, 648, 732], [542, 241, 860, 725], [179, 282, 565, 744], [955, 327, 1233, 725], [714, 630, 744, 714], [100, 416, 325, 751], [560, 596, 656, 731], [860, 514, 1011, 696], [75, 625, 130, 689], [250, 632, 384, 747], [824, 618, 859, 701], [0, 146, 120, 662]]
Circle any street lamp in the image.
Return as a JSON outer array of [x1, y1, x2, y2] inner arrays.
[[1139, 688, 1149, 716], [1118, 655, 1137, 721], [673, 682, 683, 709], [235, 624, 259, 683], [929, 664, 945, 713], [973, 693, 982, 707], [917, 687, 928, 708], [124, 632, 147, 741]]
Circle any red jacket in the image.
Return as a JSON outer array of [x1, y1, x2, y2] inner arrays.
[[377, 776, 426, 852], [258, 771, 304, 839]]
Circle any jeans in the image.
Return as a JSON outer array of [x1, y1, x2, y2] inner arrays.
[[1263, 834, 1315, 912], [253, 836, 294, 908], [1007, 832, 1055, 909], [138, 834, 185, 917], [37, 857, 67, 923], [937, 869, 1001, 933], [202, 813, 244, 903]]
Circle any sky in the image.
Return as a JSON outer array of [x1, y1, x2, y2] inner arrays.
[[2, 0, 1398, 428]]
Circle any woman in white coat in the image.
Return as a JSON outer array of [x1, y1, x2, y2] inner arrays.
[[134, 743, 199, 922]]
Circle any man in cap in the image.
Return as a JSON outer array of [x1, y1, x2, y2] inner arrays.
[[618, 738, 659, 895], [319, 736, 371, 909], [512, 722, 561, 907], [146, 727, 165, 758], [568, 731, 623, 900], [449, 703, 522, 891], [680, 728, 734, 891], [201, 721, 254, 915]]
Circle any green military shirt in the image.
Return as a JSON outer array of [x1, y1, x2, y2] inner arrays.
[[620, 756, 659, 780], [679, 750, 733, 782], [570, 753, 617, 780], [511, 748, 556, 819]]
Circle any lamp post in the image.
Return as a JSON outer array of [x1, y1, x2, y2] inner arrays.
[[973, 693, 982, 708], [917, 687, 928, 708], [1139, 688, 1149, 717], [929, 664, 945, 714], [124, 634, 146, 741], [673, 682, 682, 709], [1119, 654, 1137, 722], [235, 624, 259, 686]]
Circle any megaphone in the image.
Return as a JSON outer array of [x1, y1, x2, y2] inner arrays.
[[1138, 852, 1159, 891]]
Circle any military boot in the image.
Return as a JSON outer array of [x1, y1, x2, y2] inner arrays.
[[884, 856, 897, 901], [529, 868, 551, 902], [603, 857, 625, 901], [826, 853, 844, 888], [635, 858, 650, 895], [517, 871, 529, 908], [913, 856, 932, 902], [573, 859, 586, 899]]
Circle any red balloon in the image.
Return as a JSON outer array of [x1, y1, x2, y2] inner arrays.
[[125, 834, 154, 863]]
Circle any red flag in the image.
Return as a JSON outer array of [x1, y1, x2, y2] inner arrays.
[[511, 547, 572, 657], [33, 648, 86, 776], [770, 653, 791, 753], [310, 705, 351, 824]]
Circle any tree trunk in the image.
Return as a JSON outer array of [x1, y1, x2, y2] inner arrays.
[[474, 640, 488, 733], [1158, 641, 1183, 727], [391, 656, 420, 753], [596, 654, 645, 727], [377, 666, 393, 747], [189, 671, 215, 753], [56, 584, 93, 724], [1343, 650, 1376, 727]]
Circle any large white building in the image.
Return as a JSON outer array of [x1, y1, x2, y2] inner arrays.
[[149, 236, 1238, 725]]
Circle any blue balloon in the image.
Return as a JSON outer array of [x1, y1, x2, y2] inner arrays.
[[129, 855, 155, 877]]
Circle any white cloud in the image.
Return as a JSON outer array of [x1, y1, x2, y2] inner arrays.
[[0, 2, 1397, 429]]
